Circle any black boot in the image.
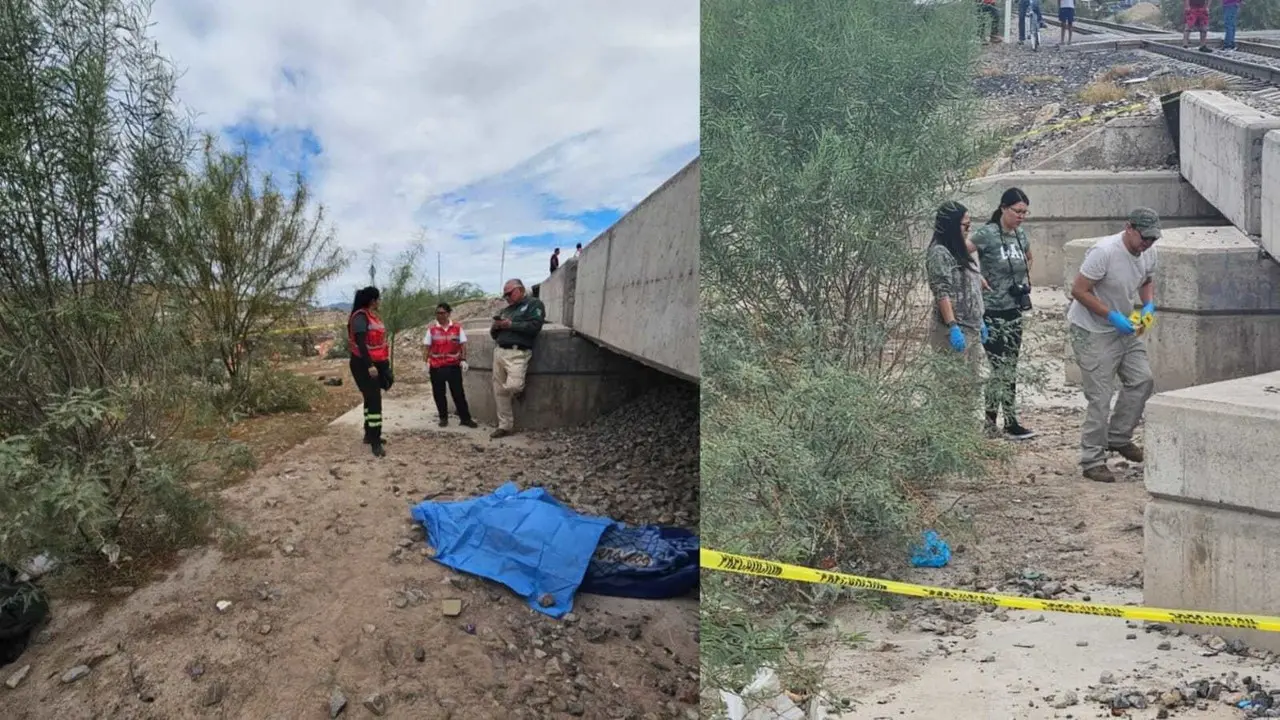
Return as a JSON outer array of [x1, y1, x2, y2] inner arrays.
[[438, 416, 449, 427]]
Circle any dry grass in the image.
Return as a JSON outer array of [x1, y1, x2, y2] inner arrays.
[[1021, 74, 1062, 84], [1079, 81, 1129, 104], [977, 64, 1004, 78], [1146, 74, 1231, 94], [1101, 65, 1139, 82]]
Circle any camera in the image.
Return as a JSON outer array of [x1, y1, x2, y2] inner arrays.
[[1009, 282, 1033, 311]]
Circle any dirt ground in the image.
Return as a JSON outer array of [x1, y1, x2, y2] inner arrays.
[[0, 361, 699, 720], [821, 289, 1280, 719]]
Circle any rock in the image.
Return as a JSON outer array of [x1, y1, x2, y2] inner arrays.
[[1159, 689, 1183, 708], [1157, 640, 1172, 650], [203, 681, 226, 707], [60, 665, 91, 684], [1100, 671, 1117, 685], [413, 646, 426, 662], [259, 624, 272, 635], [329, 687, 348, 717], [215, 600, 232, 612], [1050, 690, 1078, 709], [5, 664, 30, 689], [394, 596, 408, 609], [363, 624, 376, 635], [362, 692, 388, 716]]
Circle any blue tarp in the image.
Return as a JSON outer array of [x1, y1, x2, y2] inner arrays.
[[409, 482, 614, 618], [580, 525, 700, 599]]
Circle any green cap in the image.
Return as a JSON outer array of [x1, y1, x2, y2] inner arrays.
[[1128, 207, 1162, 240]]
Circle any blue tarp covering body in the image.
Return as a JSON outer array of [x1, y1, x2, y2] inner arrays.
[[410, 482, 613, 618]]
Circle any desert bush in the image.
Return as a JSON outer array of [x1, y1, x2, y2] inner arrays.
[[216, 364, 323, 418], [0, 0, 217, 565], [700, 0, 1001, 701]]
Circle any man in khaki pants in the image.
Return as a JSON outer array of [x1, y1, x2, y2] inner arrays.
[[489, 279, 546, 439], [1066, 208, 1160, 483]]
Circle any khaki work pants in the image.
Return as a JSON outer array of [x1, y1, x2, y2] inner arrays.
[[1069, 325, 1154, 469], [492, 347, 532, 431]]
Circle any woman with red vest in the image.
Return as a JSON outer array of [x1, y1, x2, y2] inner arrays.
[[348, 286, 393, 457], [422, 302, 478, 428]]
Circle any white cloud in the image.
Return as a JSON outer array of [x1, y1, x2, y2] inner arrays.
[[148, 0, 699, 304]]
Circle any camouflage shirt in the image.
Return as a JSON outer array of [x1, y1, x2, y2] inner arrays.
[[926, 243, 985, 329], [971, 221, 1031, 313]]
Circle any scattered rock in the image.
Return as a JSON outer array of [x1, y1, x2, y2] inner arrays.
[[203, 681, 226, 707], [5, 664, 30, 689], [362, 692, 388, 716], [1050, 689, 1078, 709], [60, 665, 91, 684], [329, 687, 348, 718], [215, 600, 232, 612]]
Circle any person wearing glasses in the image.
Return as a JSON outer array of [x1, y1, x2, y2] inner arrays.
[[489, 279, 546, 439], [973, 188, 1036, 441], [1066, 208, 1161, 484]]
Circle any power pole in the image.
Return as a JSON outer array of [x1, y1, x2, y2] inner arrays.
[[437, 251, 442, 295], [498, 240, 506, 294]]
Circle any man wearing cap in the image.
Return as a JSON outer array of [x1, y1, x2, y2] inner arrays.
[[489, 278, 546, 439], [1066, 208, 1161, 484]]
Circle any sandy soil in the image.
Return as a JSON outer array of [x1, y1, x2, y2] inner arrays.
[[821, 289, 1280, 719], [0, 382, 699, 720]]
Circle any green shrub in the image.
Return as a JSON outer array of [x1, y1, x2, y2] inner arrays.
[[219, 366, 323, 418]]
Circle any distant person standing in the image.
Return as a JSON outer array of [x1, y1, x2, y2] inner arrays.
[[1222, 0, 1240, 50], [489, 279, 545, 439], [423, 302, 478, 429], [549, 248, 561, 273], [1183, 0, 1211, 52], [1066, 209, 1161, 484], [1058, 0, 1076, 45], [348, 286, 393, 457], [574, 243, 582, 258]]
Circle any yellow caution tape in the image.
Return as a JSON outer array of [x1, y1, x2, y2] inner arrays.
[[1012, 101, 1147, 141], [702, 549, 1280, 632]]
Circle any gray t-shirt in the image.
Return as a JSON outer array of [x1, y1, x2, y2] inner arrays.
[[1066, 232, 1158, 333]]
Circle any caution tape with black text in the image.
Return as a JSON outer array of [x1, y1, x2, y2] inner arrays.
[[702, 549, 1280, 632]]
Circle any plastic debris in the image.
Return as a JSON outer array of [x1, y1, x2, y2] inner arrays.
[[909, 530, 951, 568]]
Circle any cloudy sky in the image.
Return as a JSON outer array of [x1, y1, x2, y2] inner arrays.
[[149, 1, 699, 305]]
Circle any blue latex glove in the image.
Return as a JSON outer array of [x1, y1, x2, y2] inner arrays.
[[980, 322, 990, 345], [1107, 309, 1136, 335], [948, 324, 966, 351], [1141, 301, 1156, 319]]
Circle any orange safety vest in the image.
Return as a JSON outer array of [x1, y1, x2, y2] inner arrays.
[[426, 322, 464, 369], [348, 308, 389, 363]]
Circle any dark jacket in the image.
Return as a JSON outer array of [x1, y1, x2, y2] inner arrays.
[[490, 297, 546, 349]]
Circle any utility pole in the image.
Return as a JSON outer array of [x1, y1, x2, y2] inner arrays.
[[498, 240, 506, 294], [437, 251, 442, 295]]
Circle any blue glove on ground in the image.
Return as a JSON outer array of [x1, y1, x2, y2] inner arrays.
[[949, 324, 966, 352], [980, 322, 990, 344], [1107, 310, 1136, 335]]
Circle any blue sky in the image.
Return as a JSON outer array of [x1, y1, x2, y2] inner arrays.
[[148, 1, 699, 304]]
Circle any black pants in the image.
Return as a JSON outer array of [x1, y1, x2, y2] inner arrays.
[[982, 307, 1024, 426], [349, 358, 383, 442], [429, 364, 471, 423]]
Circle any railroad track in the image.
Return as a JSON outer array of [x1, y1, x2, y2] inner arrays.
[[1041, 17, 1280, 88]]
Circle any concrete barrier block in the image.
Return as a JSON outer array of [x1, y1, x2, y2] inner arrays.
[[572, 159, 699, 381], [1145, 370, 1280, 513], [1178, 90, 1280, 235], [1144, 497, 1280, 654], [537, 258, 577, 326], [461, 322, 649, 430], [1263, 130, 1280, 258]]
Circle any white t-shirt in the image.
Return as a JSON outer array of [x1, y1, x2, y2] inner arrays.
[[1066, 232, 1158, 333], [1060, 0, 1075, 8]]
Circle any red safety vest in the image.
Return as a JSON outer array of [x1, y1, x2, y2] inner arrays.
[[426, 322, 465, 369], [348, 308, 389, 363]]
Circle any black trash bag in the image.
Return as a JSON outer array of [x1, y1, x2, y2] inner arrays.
[[0, 563, 49, 667]]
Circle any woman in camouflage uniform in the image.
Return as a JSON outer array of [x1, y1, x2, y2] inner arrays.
[[925, 201, 989, 366], [971, 187, 1037, 440]]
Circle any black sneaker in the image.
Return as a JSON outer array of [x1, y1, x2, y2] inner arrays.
[[371, 441, 386, 458], [1198, 45, 1212, 53], [1005, 423, 1037, 440], [460, 419, 479, 428], [438, 418, 448, 427]]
